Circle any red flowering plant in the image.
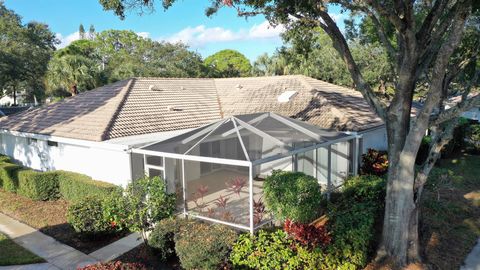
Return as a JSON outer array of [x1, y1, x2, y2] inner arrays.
[[226, 177, 247, 196], [283, 219, 331, 249], [360, 148, 388, 176]]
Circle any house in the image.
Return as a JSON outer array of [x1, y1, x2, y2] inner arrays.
[[0, 75, 387, 189]]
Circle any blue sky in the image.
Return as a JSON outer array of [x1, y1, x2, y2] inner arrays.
[[4, 0, 347, 61]]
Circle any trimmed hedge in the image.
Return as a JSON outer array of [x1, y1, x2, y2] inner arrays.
[[0, 162, 23, 192], [264, 170, 323, 223], [0, 158, 117, 202], [0, 155, 11, 163], [17, 170, 59, 201], [57, 171, 119, 202]]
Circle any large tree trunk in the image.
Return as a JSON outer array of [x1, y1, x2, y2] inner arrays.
[[379, 148, 418, 266]]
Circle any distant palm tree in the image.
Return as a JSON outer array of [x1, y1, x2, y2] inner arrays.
[[46, 54, 100, 96]]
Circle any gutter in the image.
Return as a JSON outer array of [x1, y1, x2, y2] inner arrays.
[[0, 129, 129, 152]]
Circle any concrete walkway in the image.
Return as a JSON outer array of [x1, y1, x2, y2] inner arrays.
[[0, 213, 142, 270], [461, 238, 480, 270]]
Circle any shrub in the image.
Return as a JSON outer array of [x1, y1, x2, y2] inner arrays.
[[0, 155, 11, 163], [148, 218, 184, 261], [16, 169, 59, 201], [0, 162, 22, 192], [284, 219, 331, 249], [263, 170, 323, 223], [340, 175, 386, 204], [102, 189, 130, 231], [106, 176, 176, 243], [230, 230, 302, 270], [360, 148, 388, 176], [78, 261, 147, 270], [57, 170, 118, 202], [465, 124, 480, 152], [67, 196, 112, 238], [231, 175, 385, 270], [174, 221, 237, 270]]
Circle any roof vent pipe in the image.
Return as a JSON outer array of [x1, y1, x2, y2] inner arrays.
[[149, 85, 163, 91], [235, 84, 243, 90]]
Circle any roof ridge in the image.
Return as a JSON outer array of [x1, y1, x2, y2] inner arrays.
[[212, 78, 224, 119], [101, 78, 136, 141]]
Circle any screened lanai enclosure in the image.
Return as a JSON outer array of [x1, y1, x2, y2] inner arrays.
[[132, 112, 360, 233]]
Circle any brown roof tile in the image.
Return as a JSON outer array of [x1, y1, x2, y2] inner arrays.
[[0, 76, 383, 141]]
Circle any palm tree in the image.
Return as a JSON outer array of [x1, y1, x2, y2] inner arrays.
[[46, 54, 100, 96]]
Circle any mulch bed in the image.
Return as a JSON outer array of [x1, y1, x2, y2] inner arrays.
[[117, 243, 181, 270], [0, 189, 128, 254]]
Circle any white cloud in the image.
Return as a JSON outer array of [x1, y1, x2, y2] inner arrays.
[[55, 31, 151, 48], [249, 21, 285, 39], [56, 31, 80, 49], [162, 20, 285, 48]]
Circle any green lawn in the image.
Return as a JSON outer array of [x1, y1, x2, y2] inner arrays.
[[0, 232, 45, 266], [420, 152, 480, 270]]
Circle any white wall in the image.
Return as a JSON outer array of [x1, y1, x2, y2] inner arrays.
[[0, 133, 131, 186], [360, 127, 388, 153]]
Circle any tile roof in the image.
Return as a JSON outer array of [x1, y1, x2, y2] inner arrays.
[[0, 75, 383, 142]]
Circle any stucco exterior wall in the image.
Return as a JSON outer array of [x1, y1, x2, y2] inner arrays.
[[0, 133, 131, 186], [360, 127, 388, 153]]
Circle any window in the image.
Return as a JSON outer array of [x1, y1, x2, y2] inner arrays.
[[146, 155, 163, 166], [27, 138, 37, 145], [47, 141, 58, 147], [148, 168, 164, 178]]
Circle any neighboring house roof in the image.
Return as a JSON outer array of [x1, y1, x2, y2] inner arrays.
[[0, 75, 384, 142], [0, 106, 31, 117]]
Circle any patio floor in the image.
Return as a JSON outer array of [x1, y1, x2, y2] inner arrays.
[[184, 169, 268, 227]]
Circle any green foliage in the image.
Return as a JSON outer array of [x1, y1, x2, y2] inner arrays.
[[230, 230, 300, 270], [16, 170, 59, 201], [0, 158, 116, 201], [0, 2, 57, 104], [204, 49, 252, 77], [57, 170, 118, 202], [102, 189, 130, 230], [148, 218, 183, 261], [0, 155, 11, 163], [174, 221, 237, 270], [0, 162, 22, 192], [231, 175, 385, 270], [67, 196, 113, 237], [106, 176, 176, 240], [45, 29, 209, 97], [340, 175, 386, 204], [46, 54, 102, 95], [263, 170, 323, 223]]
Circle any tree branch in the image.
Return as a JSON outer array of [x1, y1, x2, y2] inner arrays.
[[414, 119, 458, 202], [366, 10, 397, 65], [416, 0, 449, 46], [312, 10, 387, 120], [411, 1, 471, 134]]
